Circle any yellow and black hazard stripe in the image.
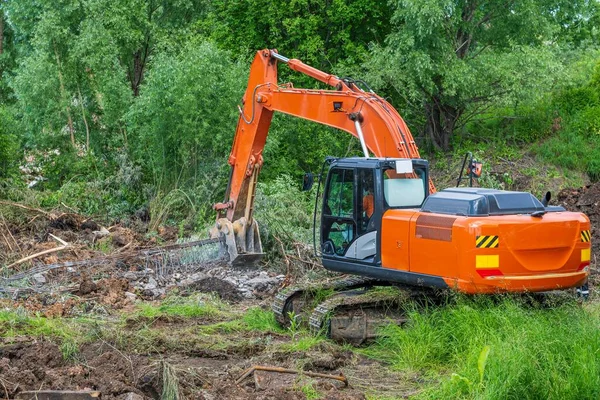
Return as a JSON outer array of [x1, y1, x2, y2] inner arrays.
[[581, 230, 591, 242], [476, 235, 499, 248]]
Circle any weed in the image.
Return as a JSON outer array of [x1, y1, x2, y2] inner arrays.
[[299, 380, 322, 400], [149, 189, 196, 233], [161, 361, 181, 400], [287, 311, 301, 339], [60, 339, 80, 362], [279, 334, 325, 352], [0, 309, 76, 340], [197, 320, 244, 334], [364, 296, 600, 400], [135, 294, 229, 320], [243, 307, 284, 333]]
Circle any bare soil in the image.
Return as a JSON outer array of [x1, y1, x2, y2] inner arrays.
[[1, 179, 599, 399], [0, 330, 405, 399]]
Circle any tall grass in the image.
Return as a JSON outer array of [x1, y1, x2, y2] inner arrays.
[[365, 296, 600, 400]]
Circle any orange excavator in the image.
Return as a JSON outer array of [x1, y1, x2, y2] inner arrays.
[[212, 49, 591, 342]]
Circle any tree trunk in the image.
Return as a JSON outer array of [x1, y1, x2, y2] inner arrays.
[[129, 49, 144, 96], [54, 46, 76, 148], [424, 98, 461, 151], [77, 86, 90, 152], [0, 11, 4, 55]]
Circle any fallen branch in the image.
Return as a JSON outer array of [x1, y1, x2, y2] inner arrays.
[[5, 244, 71, 270], [235, 365, 348, 387], [2, 236, 224, 282], [48, 233, 69, 246], [286, 254, 322, 269], [0, 200, 51, 216]]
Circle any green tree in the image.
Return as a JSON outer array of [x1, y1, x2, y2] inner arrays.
[[367, 0, 589, 150], [203, 0, 392, 75], [127, 40, 245, 187]]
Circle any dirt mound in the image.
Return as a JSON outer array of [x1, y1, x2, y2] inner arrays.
[[0, 341, 147, 398], [557, 182, 600, 259]]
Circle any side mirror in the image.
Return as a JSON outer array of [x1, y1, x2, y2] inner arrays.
[[302, 173, 315, 191], [541, 191, 551, 207]]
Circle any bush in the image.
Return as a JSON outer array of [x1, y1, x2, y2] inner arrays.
[[366, 296, 600, 400], [0, 106, 20, 179], [254, 174, 316, 258]]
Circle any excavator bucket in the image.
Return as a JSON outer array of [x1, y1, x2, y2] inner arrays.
[[209, 217, 264, 266]]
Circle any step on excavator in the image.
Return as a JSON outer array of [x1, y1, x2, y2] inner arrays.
[[211, 49, 591, 344]]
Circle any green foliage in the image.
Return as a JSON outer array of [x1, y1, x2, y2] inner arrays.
[[0, 0, 599, 229], [254, 174, 318, 261], [203, 0, 392, 75], [0, 106, 20, 178], [242, 307, 284, 333], [365, 296, 600, 400], [366, 0, 580, 149], [128, 40, 244, 184], [537, 58, 600, 182], [135, 294, 229, 320]]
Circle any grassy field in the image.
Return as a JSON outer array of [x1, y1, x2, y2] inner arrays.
[[2, 291, 599, 399]]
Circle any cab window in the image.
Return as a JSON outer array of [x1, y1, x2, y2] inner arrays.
[[382, 167, 426, 208]]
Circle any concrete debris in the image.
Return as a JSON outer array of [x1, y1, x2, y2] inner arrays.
[[124, 291, 137, 302], [120, 393, 144, 400], [32, 273, 47, 285]]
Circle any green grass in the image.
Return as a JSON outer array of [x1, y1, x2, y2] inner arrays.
[[278, 334, 326, 352], [299, 380, 322, 400], [364, 296, 600, 400], [0, 309, 78, 340], [135, 294, 229, 319], [196, 307, 284, 335], [242, 307, 284, 332], [0, 309, 94, 361]]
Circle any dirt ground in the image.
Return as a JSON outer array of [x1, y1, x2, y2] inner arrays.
[[0, 339, 392, 399], [1, 181, 599, 399]]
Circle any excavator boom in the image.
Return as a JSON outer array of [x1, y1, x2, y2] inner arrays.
[[212, 50, 435, 263], [214, 49, 433, 222]]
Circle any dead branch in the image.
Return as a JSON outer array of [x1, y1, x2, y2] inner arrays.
[[0, 200, 51, 216], [273, 235, 291, 277], [236, 365, 348, 387], [48, 233, 69, 246], [286, 254, 321, 269], [5, 245, 71, 270]]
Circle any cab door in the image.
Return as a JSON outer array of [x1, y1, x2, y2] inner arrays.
[[321, 167, 377, 263]]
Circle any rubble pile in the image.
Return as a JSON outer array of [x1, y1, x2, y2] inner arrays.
[[557, 182, 600, 259], [0, 205, 285, 314]]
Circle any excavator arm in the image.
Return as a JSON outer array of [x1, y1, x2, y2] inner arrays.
[[212, 49, 434, 264]]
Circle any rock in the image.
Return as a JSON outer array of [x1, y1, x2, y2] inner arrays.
[[123, 272, 138, 280], [121, 393, 144, 400], [124, 292, 137, 302], [246, 276, 278, 292], [144, 277, 158, 290], [142, 288, 165, 299], [32, 273, 46, 285]]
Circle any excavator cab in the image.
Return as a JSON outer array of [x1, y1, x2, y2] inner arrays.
[[320, 158, 430, 266]]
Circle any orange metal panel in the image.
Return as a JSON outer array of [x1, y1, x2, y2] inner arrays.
[[381, 209, 590, 294], [380, 210, 415, 271]]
